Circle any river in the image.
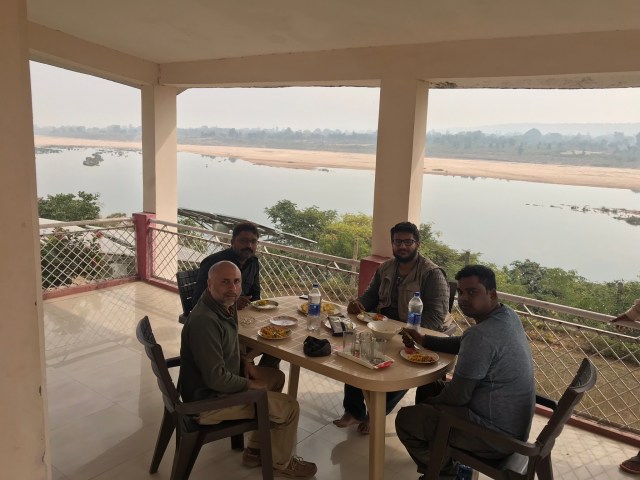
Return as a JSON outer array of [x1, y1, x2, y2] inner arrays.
[[35, 147, 640, 282]]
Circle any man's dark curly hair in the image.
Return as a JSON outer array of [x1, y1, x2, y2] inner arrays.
[[389, 221, 420, 242]]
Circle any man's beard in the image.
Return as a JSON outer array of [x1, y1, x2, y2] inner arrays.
[[394, 249, 418, 264]]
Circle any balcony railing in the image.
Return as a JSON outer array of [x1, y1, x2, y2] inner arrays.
[[39, 218, 136, 296], [39, 216, 639, 438], [149, 218, 359, 303]]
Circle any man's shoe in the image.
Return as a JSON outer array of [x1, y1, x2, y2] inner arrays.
[[274, 455, 317, 478], [242, 448, 261, 468]]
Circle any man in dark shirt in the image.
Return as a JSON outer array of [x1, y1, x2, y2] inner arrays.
[[192, 221, 261, 310], [193, 221, 279, 368]]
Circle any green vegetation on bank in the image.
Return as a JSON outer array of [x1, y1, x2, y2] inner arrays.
[[38, 191, 101, 221]]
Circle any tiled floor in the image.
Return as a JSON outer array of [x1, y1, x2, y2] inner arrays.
[[44, 282, 638, 480]]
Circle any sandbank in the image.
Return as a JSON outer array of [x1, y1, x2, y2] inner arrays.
[[34, 136, 640, 190]]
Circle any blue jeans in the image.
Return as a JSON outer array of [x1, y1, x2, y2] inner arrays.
[[343, 384, 408, 421]]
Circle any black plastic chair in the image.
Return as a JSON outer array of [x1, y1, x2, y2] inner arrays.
[[425, 358, 597, 480], [136, 316, 273, 480], [176, 268, 199, 324]]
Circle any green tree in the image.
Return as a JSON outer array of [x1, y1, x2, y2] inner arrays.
[[318, 213, 372, 258], [265, 200, 337, 244], [418, 223, 481, 278], [38, 191, 101, 221]]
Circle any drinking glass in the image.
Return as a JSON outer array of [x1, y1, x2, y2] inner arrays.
[[371, 337, 388, 364], [342, 329, 354, 353], [358, 332, 373, 361]]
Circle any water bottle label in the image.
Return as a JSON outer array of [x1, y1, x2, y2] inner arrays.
[[407, 312, 421, 328], [308, 303, 321, 316]]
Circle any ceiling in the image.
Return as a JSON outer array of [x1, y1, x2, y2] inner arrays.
[[27, 0, 640, 64]]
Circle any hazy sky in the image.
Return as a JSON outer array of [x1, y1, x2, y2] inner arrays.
[[30, 61, 640, 132]]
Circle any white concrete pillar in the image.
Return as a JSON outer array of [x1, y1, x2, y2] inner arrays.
[[141, 85, 178, 223], [371, 77, 429, 256], [141, 85, 179, 279], [0, 0, 50, 478]]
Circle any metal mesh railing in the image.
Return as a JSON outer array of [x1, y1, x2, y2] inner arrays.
[[449, 294, 640, 435], [149, 219, 359, 302], [40, 218, 136, 293]]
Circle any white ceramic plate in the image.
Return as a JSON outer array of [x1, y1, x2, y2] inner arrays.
[[251, 299, 279, 310], [270, 315, 298, 327], [258, 326, 292, 340], [399, 348, 439, 364], [297, 302, 342, 316], [356, 312, 388, 323]]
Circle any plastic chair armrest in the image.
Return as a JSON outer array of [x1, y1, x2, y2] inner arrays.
[[166, 356, 181, 369], [536, 394, 557, 411], [442, 411, 541, 457], [176, 389, 267, 416]]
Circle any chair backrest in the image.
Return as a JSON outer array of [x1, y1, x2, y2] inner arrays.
[[177, 268, 200, 315], [448, 281, 457, 313], [136, 316, 181, 413], [535, 358, 597, 457]]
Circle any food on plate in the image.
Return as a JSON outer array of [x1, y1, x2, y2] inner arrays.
[[251, 299, 279, 309], [407, 352, 437, 363], [370, 313, 385, 321], [299, 302, 337, 315], [356, 313, 365, 321], [259, 326, 290, 339]]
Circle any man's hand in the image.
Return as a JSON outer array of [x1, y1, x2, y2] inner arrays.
[[237, 296, 252, 310], [347, 299, 366, 314], [401, 328, 423, 348], [244, 361, 259, 380], [248, 379, 267, 390]]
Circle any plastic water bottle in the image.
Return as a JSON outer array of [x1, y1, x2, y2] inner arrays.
[[307, 283, 322, 331], [407, 292, 422, 330], [455, 464, 473, 480]]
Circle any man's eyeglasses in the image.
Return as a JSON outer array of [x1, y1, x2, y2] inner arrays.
[[392, 239, 417, 247]]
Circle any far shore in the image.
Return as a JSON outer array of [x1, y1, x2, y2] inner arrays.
[[34, 135, 640, 190]]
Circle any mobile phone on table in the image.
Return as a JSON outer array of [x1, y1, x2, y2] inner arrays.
[[299, 294, 308, 300]]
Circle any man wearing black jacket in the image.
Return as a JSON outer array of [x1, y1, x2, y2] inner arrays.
[[192, 221, 261, 310]]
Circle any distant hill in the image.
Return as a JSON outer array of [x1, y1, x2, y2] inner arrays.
[[432, 123, 640, 136]]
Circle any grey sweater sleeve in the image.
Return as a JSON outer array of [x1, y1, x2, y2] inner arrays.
[[427, 375, 479, 406], [422, 334, 461, 354]]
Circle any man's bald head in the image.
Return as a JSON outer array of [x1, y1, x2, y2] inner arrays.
[[207, 261, 242, 307]]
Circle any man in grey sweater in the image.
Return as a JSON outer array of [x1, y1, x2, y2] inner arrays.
[[396, 265, 535, 478], [180, 261, 317, 478]]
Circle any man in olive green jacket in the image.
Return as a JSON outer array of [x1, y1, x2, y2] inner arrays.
[[180, 261, 317, 478]]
